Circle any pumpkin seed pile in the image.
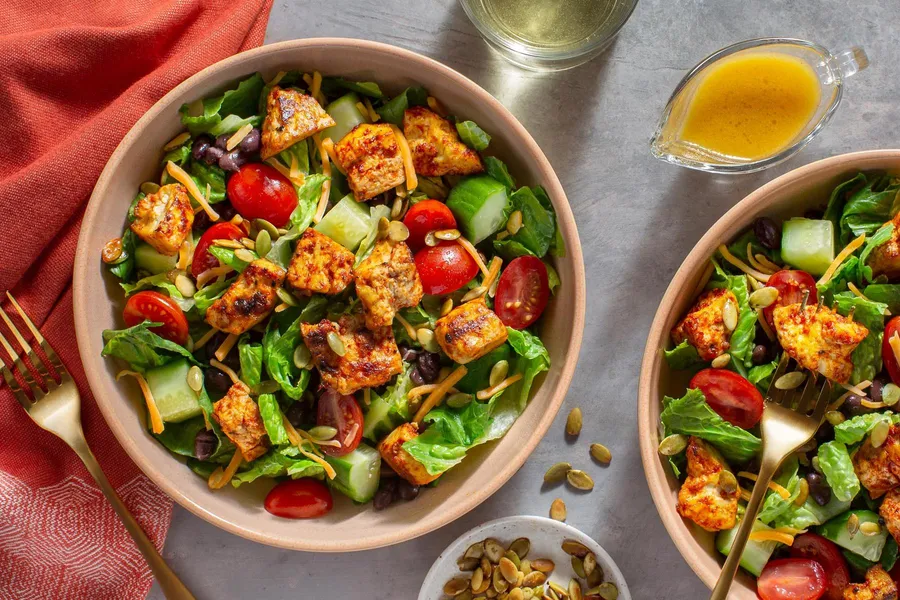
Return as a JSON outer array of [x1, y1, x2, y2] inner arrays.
[[441, 537, 620, 600]]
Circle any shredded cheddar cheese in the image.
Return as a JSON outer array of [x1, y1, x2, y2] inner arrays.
[[312, 133, 332, 223], [394, 313, 418, 343], [166, 161, 220, 221], [818, 234, 866, 286], [311, 71, 323, 105], [196, 265, 233, 289], [214, 333, 240, 363], [321, 137, 344, 174], [739, 487, 752, 502], [267, 70, 286, 86], [718, 244, 771, 282], [226, 123, 253, 151], [163, 132, 191, 151], [177, 238, 193, 271], [117, 370, 164, 434], [890, 332, 900, 373], [290, 153, 301, 180], [457, 235, 490, 277], [193, 328, 217, 350], [738, 471, 792, 500], [364, 97, 379, 122], [476, 373, 524, 400], [756, 254, 782, 273], [209, 358, 241, 385], [265, 157, 305, 187], [281, 416, 337, 479], [389, 124, 417, 191], [746, 243, 775, 274], [363, 388, 371, 407], [749, 530, 795, 545], [426, 96, 447, 117], [414, 366, 468, 424], [208, 450, 243, 490], [691, 261, 716, 299], [756, 308, 776, 341]]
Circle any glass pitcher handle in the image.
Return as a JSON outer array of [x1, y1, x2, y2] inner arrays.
[[832, 46, 869, 79]]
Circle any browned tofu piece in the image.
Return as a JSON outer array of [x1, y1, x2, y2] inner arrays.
[[670, 288, 736, 362], [286, 229, 355, 296], [676, 437, 739, 532], [205, 258, 286, 335], [403, 107, 483, 176], [773, 303, 868, 383], [300, 314, 403, 395], [377, 422, 440, 486], [869, 213, 900, 280], [129, 183, 193, 256], [212, 382, 269, 462], [843, 566, 898, 600], [854, 425, 900, 498], [354, 240, 423, 329], [880, 488, 900, 544], [434, 298, 508, 365], [260, 86, 335, 160], [333, 123, 405, 201]]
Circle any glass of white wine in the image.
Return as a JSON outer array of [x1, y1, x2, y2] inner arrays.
[[459, 0, 638, 71]]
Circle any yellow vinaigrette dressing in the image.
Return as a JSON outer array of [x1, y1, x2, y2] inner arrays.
[[679, 53, 822, 161]]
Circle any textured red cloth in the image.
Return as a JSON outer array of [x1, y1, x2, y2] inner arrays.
[[0, 1, 272, 598]]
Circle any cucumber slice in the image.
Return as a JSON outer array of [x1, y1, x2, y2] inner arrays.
[[455, 344, 511, 393], [324, 93, 369, 143], [715, 519, 778, 577], [446, 175, 510, 244], [362, 394, 404, 442], [144, 359, 202, 423], [134, 242, 178, 275], [818, 510, 887, 561], [314, 194, 372, 250], [325, 443, 381, 503], [781, 218, 835, 276]]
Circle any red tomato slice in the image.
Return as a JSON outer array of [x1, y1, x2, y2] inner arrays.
[[264, 478, 333, 519], [226, 163, 298, 227], [316, 389, 364, 457], [689, 368, 764, 428], [494, 256, 550, 330], [123, 290, 189, 345], [890, 561, 900, 588], [789, 533, 850, 600], [191, 222, 245, 278], [882, 317, 900, 385], [403, 200, 457, 252], [414, 241, 479, 295], [758, 559, 826, 600], [763, 270, 818, 327]]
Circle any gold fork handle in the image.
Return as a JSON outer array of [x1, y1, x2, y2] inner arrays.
[[71, 440, 196, 600], [710, 458, 780, 600]]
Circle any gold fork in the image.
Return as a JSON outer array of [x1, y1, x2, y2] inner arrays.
[[710, 355, 832, 600], [0, 293, 195, 600]]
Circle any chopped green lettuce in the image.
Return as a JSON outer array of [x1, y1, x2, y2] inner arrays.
[[456, 121, 491, 151], [824, 173, 900, 246], [320, 77, 383, 99], [262, 296, 328, 399], [708, 262, 757, 370], [376, 86, 428, 125], [355, 204, 392, 265], [864, 284, 900, 315], [505, 187, 555, 258], [759, 456, 802, 524], [664, 340, 703, 371], [238, 337, 263, 388], [834, 412, 894, 445], [193, 279, 230, 315], [120, 272, 194, 313], [257, 393, 290, 446], [859, 222, 896, 282], [209, 245, 257, 273], [748, 360, 779, 393], [484, 157, 515, 190], [153, 416, 206, 457], [101, 321, 198, 372], [179, 73, 265, 135], [189, 161, 227, 204], [231, 447, 324, 487], [817, 441, 861, 502]]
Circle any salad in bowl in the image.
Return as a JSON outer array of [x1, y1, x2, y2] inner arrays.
[[659, 171, 900, 599], [99, 69, 563, 518]]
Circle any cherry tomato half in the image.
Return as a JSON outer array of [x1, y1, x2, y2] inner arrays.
[[758, 559, 826, 600], [763, 270, 818, 327], [414, 241, 479, 296], [191, 222, 245, 278], [264, 478, 333, 519], [123, 290, 189, 345], [317, 389, 364, 457], [494, 256, 550, 330], [226, 163, 298, 227], [882, 317, 900, 386], [403, 200, 457, 252], [789, 533, 850, 600], [689, 368, 764, 429]]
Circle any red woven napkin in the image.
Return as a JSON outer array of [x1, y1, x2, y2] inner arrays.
[[0, 1, 272, 597]]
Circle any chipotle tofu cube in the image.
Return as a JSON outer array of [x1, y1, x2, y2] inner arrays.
[[670, 288, 736, 362], [287, 229, 355, 296], [377, 422, 440, 486], [205, 258, 286, 335], [354, 240, 423, 329], [260, 86, 335, 160], [333, 123, 405, 201], [129, 183, 194, 256], [843, 566, 898, 600], [880, 488, 900, 545], [212, 382, 269, 462], [434, 298, 508, 365], [869, 213, 900, 280], [403, 107, 483, 176], [773, 303, 868, 383], [300, 315, 402, 395], [853, 425, 900, 498], [675, 437, 739, 532]]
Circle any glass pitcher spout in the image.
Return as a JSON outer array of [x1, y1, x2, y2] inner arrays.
[[649, 38, 869, 174]]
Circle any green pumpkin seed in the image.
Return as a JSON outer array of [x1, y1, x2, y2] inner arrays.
[[658, 434, 688, 456], [571, 556, 585, 578], [458, 557, 479, 571], [710, 353, 731, 368], [884, 383, 900, 406], [568, 579, 583, 600], [507, 210, 523, 235], [424, 231, 439, 247], [140, 181, 160, 195], [499, 557, 518, 583], [718, 470, 738, 495], [277, 287, 300, 307], [587, 566, 604, 587], [595, 582, 619, 600], [508, 538, 530, 560], [550, 498, 566, 521], [503, 550, 521, 570], [391, 196, 404, 220], [749, 286, 779, 309], [872, 420, 891, 448], [175, 273, 196, 298], [566, 407, 583, 436], [548, 581, 567, 598], [309, 425, 337, 440], [561, 540, 590, 558], [377, 216, 391, 239], [590, 443, 612, 464], [543, 462, 572, 484], [722, 299, 738, 331], [293, 345, 312, 369], [417, 328, 440, 353], [464, 542, 485, 560], [447, 393, 473, 409], [484, 538, 505, 563], [861, 522, 882, 536], [253, 218, 280, 241], [255, 229, 272, 258], [234, 248, 256, 263], [435, 228, 461, 241], [186, 365, 203, 392], [388, 220, 409, 242], [489, 360, 509, 387], [566, 469, 594, 491], [825, 410, 845, 426], [582, 551, 597, 577], [327, 332, 346, 356], [775, 371, 806, 390], [441, 297, 454, 316], [443, 577, 471, 596]]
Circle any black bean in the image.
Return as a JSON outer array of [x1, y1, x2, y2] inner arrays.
[[871, 378, 886, 403], [283, 401, 310, 430], [842, 394, 872, 417], [373, 480, 397, 511], [216, 202, 237, 222], [815, 422, 834, 443], [218, 149, 246, 172], [396, 480, 419, 501], [191, 135, 213, 161], [399, 345, 419, 362], [410, 367, 425, 386], [194, 429, 217, 461], [215, 134, 230, 150], [752, 344, 769, 365], [753, 217, 781, 250], [239, 128, 261, 153], [806, 471, 831, 506], [192, 209, 212, 233], [417, 352, 441, 384], [204, 368, 232, 394], [202, 145, 225, 165], [804, 208, 825, 220]]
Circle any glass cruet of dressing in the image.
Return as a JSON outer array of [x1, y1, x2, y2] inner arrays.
[[649, 38, 868, 174]]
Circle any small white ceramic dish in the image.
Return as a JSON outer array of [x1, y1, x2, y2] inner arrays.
[[418, 516, 631, 600]]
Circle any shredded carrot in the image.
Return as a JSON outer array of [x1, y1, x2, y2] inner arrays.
[[208, 450, 243, 490], [818, 234, 866, 286], [718, 244, 771, 282], [166, 161, 219, 221], [476, 373, 524, 400], [389, 124, 417, 192], [117, 370, 164, 434], [738, 471, 792, 500], [214, 333, 240, 363], [414, 366, 468, 424]]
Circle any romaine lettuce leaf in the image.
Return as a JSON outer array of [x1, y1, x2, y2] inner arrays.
[[153, 416, 206, 457], [402, 397, 492, 476], [759, 456, 802, 524], [179, 73, 265, 135], [121, 272, 194, 313], [864, 284, 900, 315], [193, 279, 230, 315], [209, 245, 257, 273], [355, 204, 391, 266], [664, 340, 703, 371], [505, 187, 555, 258], [262, 296, 327, 399], [834, 412, 894, 445], [101, 321, 198, 372], [196, 384, 234, 461], [824, 172, 867, 241], [231, 447, 324, 487], [859, 222, 896, 283], [238, 336, 263, 388], [533, 186, 565, 258], [828, 173, 900, 245], [189, 161, 227, 204], [456, 121, 491, 151], [376, 86, 428, 125], [257, 393, 290, 446], [748, 359, 779, 393], [708, 262, 757, 369], [817, 441, 861, 502], [263, 174, 330, 269], [320, 77, 383, 99]]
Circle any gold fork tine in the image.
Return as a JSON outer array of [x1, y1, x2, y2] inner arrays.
[[6, 293, 68, 381], [0, 324, 44, 399], [795, 372, 822, 414], [811, 381, 833, 422], [0, 328, 37, 407], [0, 304, 55, 386]]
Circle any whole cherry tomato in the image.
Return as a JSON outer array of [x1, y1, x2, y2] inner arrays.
[[414, 241, 479, 295], [882, 316, 900, 385], [757, 559, 826, 600], [226, 163, 298, 227], [494, 256, 550, 330], [403, 200, 457, 251], [123, 290, 189, 345], [191, 222, 245, 278], [789, 533, 850, 600], [763, 270, 818, 327], [689, 368, 764, 429], [316, 389, 364, 457], [264, 479, 333, 519]]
